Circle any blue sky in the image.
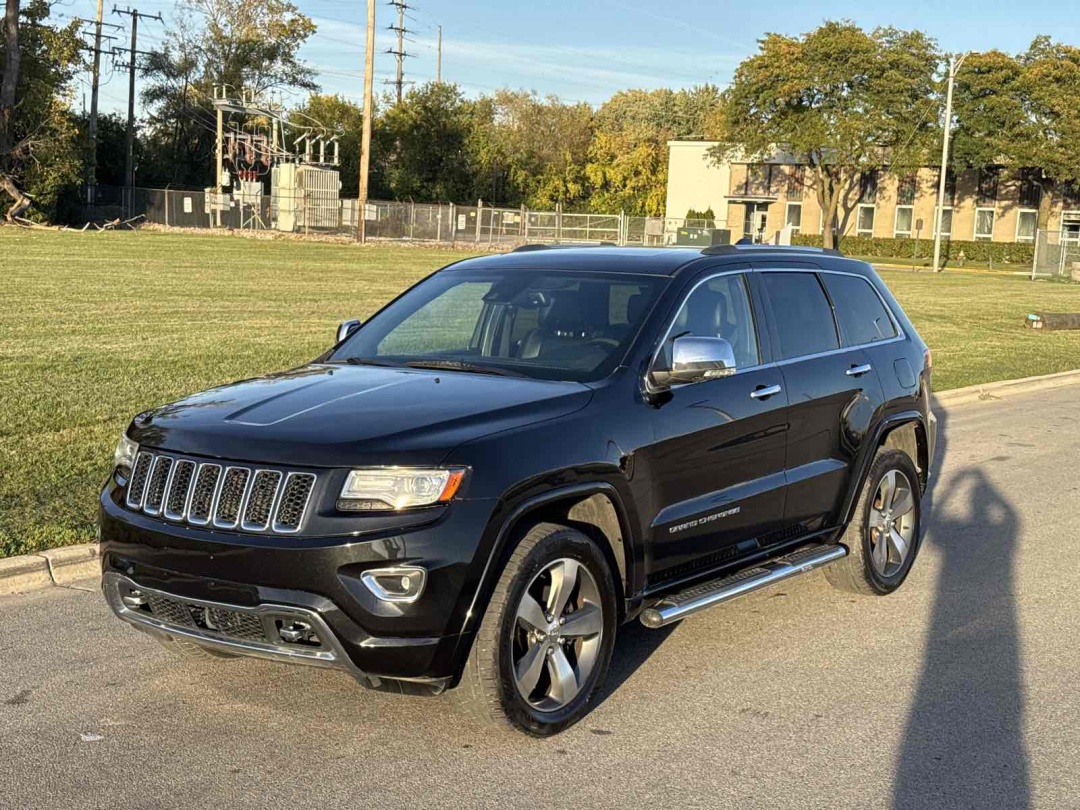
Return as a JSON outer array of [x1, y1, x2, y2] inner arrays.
[[54, 0, 1080, 115]]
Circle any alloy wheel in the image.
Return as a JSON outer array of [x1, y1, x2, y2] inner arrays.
[[869, 469, 916, 578], [512, 558, 604, 712]]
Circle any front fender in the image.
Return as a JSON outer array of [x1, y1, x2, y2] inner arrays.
[[445, 477, 640, 684]]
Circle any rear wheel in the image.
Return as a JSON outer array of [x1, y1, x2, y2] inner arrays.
[[454, 522, 617, 736], [826, 448, 922, 595]]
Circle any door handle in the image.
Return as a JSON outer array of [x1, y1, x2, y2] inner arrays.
[[846, 364, 873, 377], [750, 384, 782, 400]]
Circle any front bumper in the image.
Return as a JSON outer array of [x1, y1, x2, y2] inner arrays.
[[104, 571, 356, 671], [99, 478, 498, 689]]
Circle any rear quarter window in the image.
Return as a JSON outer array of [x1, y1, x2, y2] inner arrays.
[[821, 273, 898, 346]]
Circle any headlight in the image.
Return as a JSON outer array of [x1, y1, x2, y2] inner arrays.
[[338, 468, 465, 511], [113, 433, 140, 477]]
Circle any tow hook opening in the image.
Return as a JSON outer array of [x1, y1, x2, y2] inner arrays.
[[274, 618, 321, 647]]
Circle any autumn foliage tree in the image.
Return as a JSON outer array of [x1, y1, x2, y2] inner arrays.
[[586, 86, 722, 216]]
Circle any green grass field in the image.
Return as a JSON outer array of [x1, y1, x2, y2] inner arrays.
[[4, 229, 1080, 558]]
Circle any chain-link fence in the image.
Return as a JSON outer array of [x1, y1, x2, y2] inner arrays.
[[79, 185, 731, 249], [1032, 229, 1080, 281]]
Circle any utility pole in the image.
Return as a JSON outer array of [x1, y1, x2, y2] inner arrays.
[[112, 6, 161, 214], [124, 11, 137, 198], [932, 52, 970, 274], [215, 93, 223, 227], [87, 0, 104, 202], [357, 0, 376, 242], [75, 14, 119, 203], [437, 25, 442, 83], [387, 0, 409, 104]]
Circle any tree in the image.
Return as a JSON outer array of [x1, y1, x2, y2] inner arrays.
[[376, 82, 475, 202], [474, 90, 594, 210], [140, 0, 317, 188], [0, 0, 82, 221], [951, 38, 1080, 228], [710, 21, 941, 248], [1019, 39, 1080, 226], [586, 86, 722, 216]]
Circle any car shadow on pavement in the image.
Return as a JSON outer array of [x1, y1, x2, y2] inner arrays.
[[592, 620, 678, 706], [893, 400, 1031, 810]]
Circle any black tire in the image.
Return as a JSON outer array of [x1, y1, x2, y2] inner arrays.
[[825, 448, 922, 596], [454, 522, 618, 736], [155, 635, 238, 660]]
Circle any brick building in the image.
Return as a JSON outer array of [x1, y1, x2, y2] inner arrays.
[[666, 140, 1080, 245]]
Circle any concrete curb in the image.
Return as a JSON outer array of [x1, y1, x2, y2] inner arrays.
[[0, 544, 100, 596], [935, 368, 1080, 407]]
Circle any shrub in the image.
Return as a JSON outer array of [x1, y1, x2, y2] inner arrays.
[[792, 234, 1035, 266], [685, 208, 716, 227]]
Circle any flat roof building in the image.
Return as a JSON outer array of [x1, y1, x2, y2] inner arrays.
[[665, 140, 1080, 246]]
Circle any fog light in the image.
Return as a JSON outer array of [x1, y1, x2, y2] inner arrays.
[[360, 567, 426, 603], [121, 589, 148, 609]]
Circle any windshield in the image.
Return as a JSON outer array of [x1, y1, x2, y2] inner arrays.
[[330, 269, 668, 382]]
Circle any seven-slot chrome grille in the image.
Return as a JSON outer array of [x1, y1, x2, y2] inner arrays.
[[125, 451, 316, 534]]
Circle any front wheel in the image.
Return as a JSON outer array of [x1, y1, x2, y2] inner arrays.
[[826, 448, 922, 595], [454, 522, 617, 736]]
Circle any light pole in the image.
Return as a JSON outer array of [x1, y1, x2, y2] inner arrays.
[[932, 52, 971, 273]]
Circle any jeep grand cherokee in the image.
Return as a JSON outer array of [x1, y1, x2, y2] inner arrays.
[[99, 244, 936, 736]]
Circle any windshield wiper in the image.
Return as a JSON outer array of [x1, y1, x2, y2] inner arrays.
[[404, 359, 524, 377], [341, 357, 400, 367]]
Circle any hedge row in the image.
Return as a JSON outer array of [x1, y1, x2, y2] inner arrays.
[[792, 234, 1035, 265]]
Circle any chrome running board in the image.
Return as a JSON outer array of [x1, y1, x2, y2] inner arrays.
[[639, 544, 848, 629]]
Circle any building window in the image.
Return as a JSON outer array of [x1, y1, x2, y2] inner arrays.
[[936, 168, 957, 205], [977, 169, 1000, 206], [857, 205, 876, 237], [974, 207, 996, 241], [858, 171, 879, 204], [1016, 209, 1038, 243], [1062, 181, 1080, 209], [746, 164, 773, 196], [935, 207, 953, 238], [897, 175, 917, 207], [1018, 169, 1042, 209], [785, 202, 802, 235], [894, 206, 914, 238], [786, 166, 805, 201]]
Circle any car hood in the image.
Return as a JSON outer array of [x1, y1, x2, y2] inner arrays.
[[129, 364, 593, 467]]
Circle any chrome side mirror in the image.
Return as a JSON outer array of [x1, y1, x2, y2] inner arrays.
[[652, 336, 737, 388], [337, 319, 361, 343]]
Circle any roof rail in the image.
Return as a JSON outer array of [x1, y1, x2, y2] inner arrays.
[[512, 242, 619, 253], [700, 244, 843, 257]]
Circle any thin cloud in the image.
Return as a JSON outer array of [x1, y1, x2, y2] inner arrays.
[[305, 17, 738, 99]]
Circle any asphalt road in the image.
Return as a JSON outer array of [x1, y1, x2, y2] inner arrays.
[[3, 385, 1080, 810]]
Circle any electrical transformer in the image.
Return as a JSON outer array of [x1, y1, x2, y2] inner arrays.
[[271, 163, 342, 232]]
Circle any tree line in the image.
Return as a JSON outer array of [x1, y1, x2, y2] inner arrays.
[[3, 0, 1080, 237]]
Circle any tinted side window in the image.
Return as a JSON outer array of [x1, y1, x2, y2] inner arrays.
[[762, 272, 839, 360], [821, 274, 898, 345], [667, 273, 760, 369]]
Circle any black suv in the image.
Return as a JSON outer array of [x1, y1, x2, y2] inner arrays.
[[100, 245, 936, 736]]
